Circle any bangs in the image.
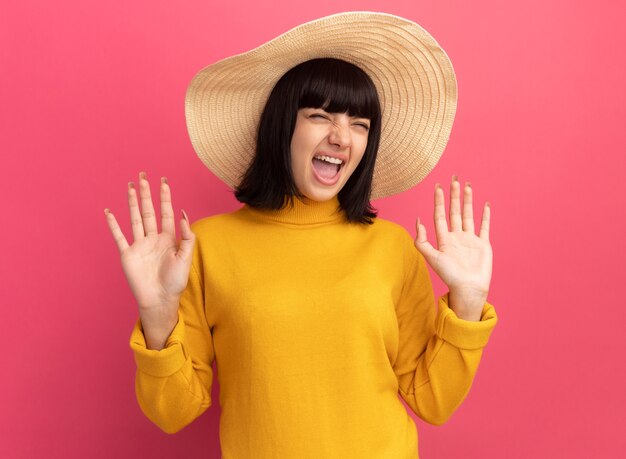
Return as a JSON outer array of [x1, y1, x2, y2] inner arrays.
[[295, 58, 380, 120]]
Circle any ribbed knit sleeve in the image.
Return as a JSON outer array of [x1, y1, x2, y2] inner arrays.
[[392, 233, 498, 426], [129, 250, 215, 434]]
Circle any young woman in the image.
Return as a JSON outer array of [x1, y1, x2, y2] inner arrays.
[[104, 12, 498, 458]]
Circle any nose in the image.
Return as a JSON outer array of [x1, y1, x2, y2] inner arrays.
[[328, 119, 351, 149]]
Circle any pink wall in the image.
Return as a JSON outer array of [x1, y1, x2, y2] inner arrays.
[[2, 0, 624, 457]]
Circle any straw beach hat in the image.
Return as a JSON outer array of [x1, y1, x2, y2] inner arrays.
[[184, 11, 457, 200]]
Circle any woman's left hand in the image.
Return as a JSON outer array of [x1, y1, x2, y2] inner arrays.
[[414, 176, 492, 321]]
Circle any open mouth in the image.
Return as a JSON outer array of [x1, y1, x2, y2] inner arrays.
[[312, 157, 343, 179]]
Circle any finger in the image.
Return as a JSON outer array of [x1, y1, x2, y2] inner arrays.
[[449, 175, 462, 232], [462, 182, 475, 233], [104, 208, 130, 254], [434, 183, 449, 246], [414, 217, 439, 265], [160, 177, 175, 236], [128, 181, 145, 242], [138, 171, 159, 236], [176, 209, 196, 262], [479, 202, 491, 241]]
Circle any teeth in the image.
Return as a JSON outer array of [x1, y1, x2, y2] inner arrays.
[[314, 155, 343, 165]]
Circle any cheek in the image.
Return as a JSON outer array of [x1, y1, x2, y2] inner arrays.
[[354, 140, 368, 165], [289, 138, 301, 166], [289, 144, 308, 179], [290, 130, 308, 160]]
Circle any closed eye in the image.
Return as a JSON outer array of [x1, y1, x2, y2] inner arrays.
[[310, 113, 369, 130]]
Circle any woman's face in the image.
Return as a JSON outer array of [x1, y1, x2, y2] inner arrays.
[[290, 107, 370, 202]]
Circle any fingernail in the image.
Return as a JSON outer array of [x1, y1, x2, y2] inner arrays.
[[161, 177, 168, 185], [128, 182, 135, 189], [140, 171, 147, 181], [452, 175, 458, 182], [182, 209, 189, 223], [466, 181, 471, 188]]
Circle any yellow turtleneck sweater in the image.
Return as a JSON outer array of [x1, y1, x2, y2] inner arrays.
[[129, 195, 498, 458]]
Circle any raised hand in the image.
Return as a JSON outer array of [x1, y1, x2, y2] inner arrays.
[[104, 171, 196, 349], [414, 175, 492, 321]]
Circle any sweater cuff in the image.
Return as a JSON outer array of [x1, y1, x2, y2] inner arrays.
[[435, 292, 498, 350], [129, 309, 188, 377]]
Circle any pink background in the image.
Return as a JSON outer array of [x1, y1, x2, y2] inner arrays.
[[2, 0, 624, 457]]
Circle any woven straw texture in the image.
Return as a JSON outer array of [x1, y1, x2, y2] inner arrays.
[[184, 11, 457, 199]]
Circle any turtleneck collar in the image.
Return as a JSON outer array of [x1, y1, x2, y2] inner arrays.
[[243, 195, 346, 226]]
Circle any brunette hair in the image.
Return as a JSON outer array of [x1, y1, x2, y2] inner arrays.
[[233, 57, 382, 224]]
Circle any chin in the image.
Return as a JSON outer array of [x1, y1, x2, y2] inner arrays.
[[302, 187, 338, 202]]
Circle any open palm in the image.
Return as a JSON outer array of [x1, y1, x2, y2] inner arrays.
[[414, 176, 492, 309], [104, 171, 195, 348], [105, 172, 195, 310]]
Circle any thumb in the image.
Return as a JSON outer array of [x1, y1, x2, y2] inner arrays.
[[176, 209, 196, 263], [414, 217, 438, 265]]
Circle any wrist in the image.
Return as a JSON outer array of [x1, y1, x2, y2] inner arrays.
[[139, 309, 179, 350], [448, 289, 487, 322]]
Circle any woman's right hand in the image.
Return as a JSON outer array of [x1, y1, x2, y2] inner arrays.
[[104, 171, 196, 349]]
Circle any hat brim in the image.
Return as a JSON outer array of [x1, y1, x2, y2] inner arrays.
[[185, 11, 457, 200]]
